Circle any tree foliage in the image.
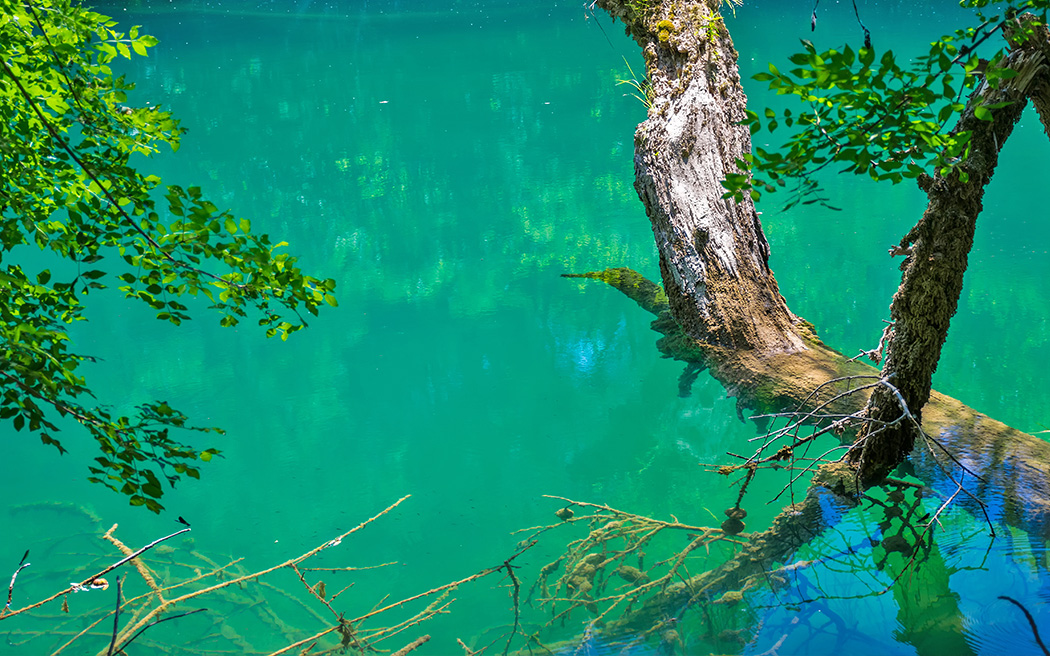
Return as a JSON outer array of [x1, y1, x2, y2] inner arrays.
[[0, 0, 335, 512], [722, 0, 1048, 209]]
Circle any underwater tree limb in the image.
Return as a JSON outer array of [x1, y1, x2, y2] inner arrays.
[[105, 495, 412, 655], [572, 267, 1050, 539], [392, 634, 432, 656], [0, 526, 190, 620], [8, 495, 517, 655]]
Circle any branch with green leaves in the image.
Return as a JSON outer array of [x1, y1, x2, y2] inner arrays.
[[722, 0, 1047, 209], [0, 0, 335, 511]]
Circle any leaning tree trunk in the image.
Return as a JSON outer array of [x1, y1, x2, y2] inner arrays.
[[559, 4, 1050, 643], [595, 0, 805, 355], [855, 19, 1050, 485], [591, 1, 1050, 482]]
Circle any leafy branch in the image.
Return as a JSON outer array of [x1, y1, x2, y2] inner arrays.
[[722, 1, 1047, 208], [0, 0, 336, 510]]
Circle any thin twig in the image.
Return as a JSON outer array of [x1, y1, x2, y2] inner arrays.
[[1, 527, 189, 620], [113, 495, 412, 652], [105, 576, 121, 656], [3, 551, 30, 613], [115, 608, 208, 653], [1000, 596, 1050, 656]]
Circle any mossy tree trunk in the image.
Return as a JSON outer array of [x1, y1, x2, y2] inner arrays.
[[562, 5, 1050, 642], [855, 20, 1050, 485], [593, 2, 1050, 483]]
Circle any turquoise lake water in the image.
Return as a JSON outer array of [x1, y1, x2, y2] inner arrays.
[[3, 1, 1050, 654]]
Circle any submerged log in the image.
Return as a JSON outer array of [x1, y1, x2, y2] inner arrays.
[[582, 267, 1050, 540], [581, 0, 1050, 503], [560, 5, 1050, 639], [572, 269, 1050, 636]]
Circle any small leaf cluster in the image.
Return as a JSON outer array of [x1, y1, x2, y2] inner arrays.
[[722, 0, 1046, 208], [0, 0, 335, 511]]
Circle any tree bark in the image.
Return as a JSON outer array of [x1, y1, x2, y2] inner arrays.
[[561, 6, 1050, 644], [594, 0, 805, 355], [855, 19, 1050, 485], [591, 2, 1050, 483], [573, 272, 1050, 639]]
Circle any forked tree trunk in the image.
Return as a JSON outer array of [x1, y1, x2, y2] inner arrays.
[[592, 1, 1050, 484], [562, 4, 1050, 642]]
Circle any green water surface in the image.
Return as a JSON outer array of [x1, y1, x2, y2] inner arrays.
[[3, 1, 1050, 654]]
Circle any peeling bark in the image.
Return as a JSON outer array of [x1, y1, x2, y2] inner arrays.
[[594, 0, 805, 355], [560, 7, 1050, 635], [590, 1, 1050, 484]]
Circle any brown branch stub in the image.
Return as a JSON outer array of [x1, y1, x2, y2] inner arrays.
[[391, 634, 432, 656]]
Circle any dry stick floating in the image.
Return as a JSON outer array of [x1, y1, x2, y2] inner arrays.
[[103, 525, 165, 599], [300, 562, 397, 573], [105, 495, 412, 655], [2, 550, 30, 614], [0, 527, 190, 620]]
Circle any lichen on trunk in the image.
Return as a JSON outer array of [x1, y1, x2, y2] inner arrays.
[[556, 5, 1050, 638], [593, 2, 1050, 485]]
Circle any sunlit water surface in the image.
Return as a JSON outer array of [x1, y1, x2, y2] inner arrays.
[[3, 1, 1050, 654]]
